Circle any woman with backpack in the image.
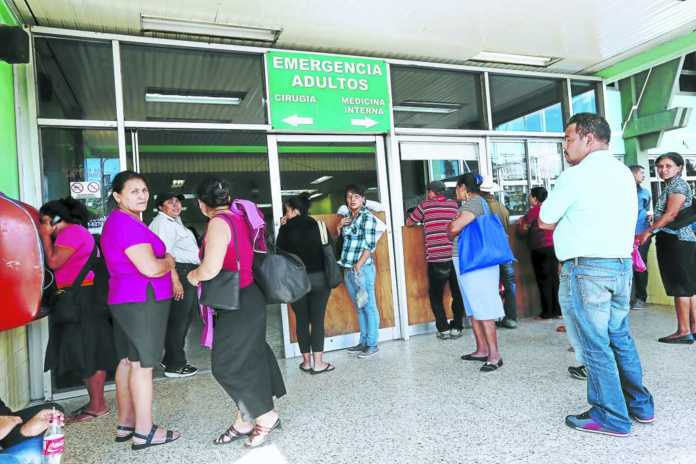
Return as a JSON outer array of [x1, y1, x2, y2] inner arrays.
[[39, 197, 116, 423], [187, 177, 286, 448]]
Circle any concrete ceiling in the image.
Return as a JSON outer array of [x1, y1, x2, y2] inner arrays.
[[11, 0, 696, 74]]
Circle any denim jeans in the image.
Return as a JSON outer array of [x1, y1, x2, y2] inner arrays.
[[344, 261, 380, 347], [0, 436, 43, 464], [559, 258, 654, 433], [499, 262, 517, 321]]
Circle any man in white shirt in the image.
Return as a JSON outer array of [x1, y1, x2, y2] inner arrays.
[[539, 113, 654, 437], [150, 192, 200, 378]]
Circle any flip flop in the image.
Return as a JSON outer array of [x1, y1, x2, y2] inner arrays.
[[66, 408, 111, 424], [311, 363, 335, 375], [298, 363, 312, 373]]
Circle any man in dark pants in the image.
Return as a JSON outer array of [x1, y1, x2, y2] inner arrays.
[[407, 181, 464, 339], [149, 192, 200, 378], [629, 165, 652, 310]]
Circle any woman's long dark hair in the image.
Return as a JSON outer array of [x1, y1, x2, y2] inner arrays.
[[108, 170, 149, 210], [39, 197, 89, 227], [456, 173, 481, 193], [196, 177, 232, 208], [283, 193, 310, 216]]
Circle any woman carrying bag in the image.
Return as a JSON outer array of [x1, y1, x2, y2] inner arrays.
[[277, 194, 336, 375], [448, 174, 513, 372]]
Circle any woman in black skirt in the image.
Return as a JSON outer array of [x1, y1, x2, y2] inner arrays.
[[277, 193, 334, 374], [187, 177, 286, 448], [637, 152, 696, 344], [38, 198, 116, 423]]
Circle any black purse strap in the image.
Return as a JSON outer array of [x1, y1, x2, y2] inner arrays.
[[213, 212, 241, 270], [67, 244, 98, 291]]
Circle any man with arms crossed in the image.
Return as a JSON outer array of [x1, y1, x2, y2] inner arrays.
[[539, 113, 654, 436]]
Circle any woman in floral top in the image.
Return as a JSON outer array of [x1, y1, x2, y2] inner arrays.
[[637, 153, 696, 344]]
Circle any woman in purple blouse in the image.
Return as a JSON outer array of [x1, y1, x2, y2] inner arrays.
[[101, 171, 181, 451]]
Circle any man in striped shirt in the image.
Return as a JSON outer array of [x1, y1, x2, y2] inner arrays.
[[407, 181, 465, 339]]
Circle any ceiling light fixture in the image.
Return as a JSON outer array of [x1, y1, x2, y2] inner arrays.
[[310, 175, 333, 185], [309, 193, 324, 200], [471, 51, 560, 67], [141, 15, 281, 42], [280, 189, 317, 196], [146, 92, 241, 105], [393, 101, 462, 114]]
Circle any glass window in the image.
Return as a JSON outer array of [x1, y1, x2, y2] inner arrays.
[[571, 81, 598, 114], [120, 44, 266, 124], [391, 66, 485, 129], [490, 141, 528, 215], [40, 128, 119, 234], [529, 141, 563, 189], [605, 85, 626, 156], [35, 37, 116, 120], [490, 75, 564, 132]]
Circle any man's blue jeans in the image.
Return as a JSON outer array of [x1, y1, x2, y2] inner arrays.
[[344, 261, 380, 348], [0, 436, 43, 464], [559, 258, 654, 433]]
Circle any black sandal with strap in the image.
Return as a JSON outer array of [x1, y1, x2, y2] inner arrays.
[[245, 418, 282, 448], [131, 425, 180, 451], [213, 424, 251, 445], [115, 425, 135, 443]]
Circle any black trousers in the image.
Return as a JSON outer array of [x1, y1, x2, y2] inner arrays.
[[0, 402, 62, 449], [530, 247, 561, 318], [632, 237, 651, 302], [291, 272, 331, 353], [427, 261, 465, 332], [163, 263, 198, 369]]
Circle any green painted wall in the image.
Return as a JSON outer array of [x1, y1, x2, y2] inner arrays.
[[0, 0, 19, 198]]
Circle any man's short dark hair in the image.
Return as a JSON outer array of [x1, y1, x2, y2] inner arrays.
[[344, 184, 365, 197], [565, 113, 611, 144], [628, 165, 645, 174]]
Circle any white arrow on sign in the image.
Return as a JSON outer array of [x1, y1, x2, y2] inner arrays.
[[283, 115, 314, 127], [351, 117, 378, 128]]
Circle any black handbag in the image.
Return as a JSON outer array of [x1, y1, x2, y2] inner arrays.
[[199, 213, 241, 311], [253, 242, 311, 304], [664, 200, 696, 230], [317, 220, 342, 288], [49, 245, 98, 325]]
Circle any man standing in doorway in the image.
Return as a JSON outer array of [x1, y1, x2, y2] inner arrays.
[[406, 181, 465, 339], [149, 192, 200, 378], [629, 165, 653, 310], [539, 113, 654, 436], [338, 184, 381, 358]]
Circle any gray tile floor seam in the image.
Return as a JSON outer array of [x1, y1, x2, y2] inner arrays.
[[57, 307, 696, 464]]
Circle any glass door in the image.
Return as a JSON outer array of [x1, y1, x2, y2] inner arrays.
[[390, 137, 485, 336], [267, 135, 399, 357]]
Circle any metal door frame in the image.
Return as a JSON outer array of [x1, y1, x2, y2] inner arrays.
[[267, 134, 401, 358]]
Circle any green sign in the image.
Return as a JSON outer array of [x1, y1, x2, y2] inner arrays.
[[266, 51, 391, 132]]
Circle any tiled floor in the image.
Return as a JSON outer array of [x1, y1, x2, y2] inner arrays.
[[58, 306, 696, 464]]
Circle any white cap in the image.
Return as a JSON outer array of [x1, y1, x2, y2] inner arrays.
[[479, 176, 501, 193]]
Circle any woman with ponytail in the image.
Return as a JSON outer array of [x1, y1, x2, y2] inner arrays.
[[39, 197, 116, 423], [277, 193, 334, 374]]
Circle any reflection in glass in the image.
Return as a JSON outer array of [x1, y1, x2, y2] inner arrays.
[[391, 66, 485, 129], [40, 128, 119, 234], [35, 38, 116, 120], [491, 141, 528, 215], [571, 81, 598, 114], [529, 142, 563, 190], [490, 75, 564, 132], [121, 44, 266, 124], [431, 160, 460, 182]]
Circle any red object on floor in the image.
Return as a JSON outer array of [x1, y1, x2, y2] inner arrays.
[[0, 193, 44, 331]]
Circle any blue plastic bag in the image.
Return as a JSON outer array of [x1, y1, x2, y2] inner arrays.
[[458, 197, 515, 274]]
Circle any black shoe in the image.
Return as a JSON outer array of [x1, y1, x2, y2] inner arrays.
[[497, 318, 518, 329], [568, 365, 587, 380], [480, 359, 503, 372], [347, 343, 366, 353], [164, 364, 198, 378], [657, 334, 694, 344], [631, 299, 647, 310]]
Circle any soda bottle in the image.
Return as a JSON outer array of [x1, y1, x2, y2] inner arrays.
[[42, 407, 64, 464]]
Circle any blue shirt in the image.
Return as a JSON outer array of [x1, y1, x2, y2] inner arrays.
[[635, 186, 652, 234], [540, 150, 637, 261]]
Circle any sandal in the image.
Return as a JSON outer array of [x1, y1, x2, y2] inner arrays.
[[115, 425, 135, 443], [213, 424, 251, 445], [480, 359, 503, 372], [311, 363, 335, 375], [131, 425, 180, 451], [244, 418, 281, 448], [67, 407, 111, 424], [298, 363, 312, 373]]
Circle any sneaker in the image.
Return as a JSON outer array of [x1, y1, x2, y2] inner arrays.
[[630, 413, 656, 424], [568, 365, 587, 380], [164, 364, 198, 378], [631, 299, 647, 310], [497, 318, 518, 329], [347, 343, 365, 354], [449, 328, 463, 339], [357, 346, 379, 358], [436, 331, 450, 340], [565, 411, 629, 437]]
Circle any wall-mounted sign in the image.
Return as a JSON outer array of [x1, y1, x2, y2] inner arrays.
[[69, 181, 101, 199], [266, 51, 391, 133]]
